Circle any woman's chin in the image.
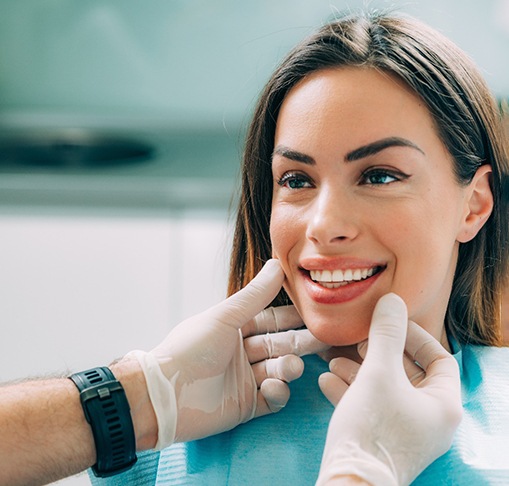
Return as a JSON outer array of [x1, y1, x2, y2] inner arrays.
[[305, 321, 369, 347]]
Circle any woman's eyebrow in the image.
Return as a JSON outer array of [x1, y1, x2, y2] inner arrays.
[[345, 137, 425, 161], [272, 146, 315, 165], [272, 137, 425, 165]]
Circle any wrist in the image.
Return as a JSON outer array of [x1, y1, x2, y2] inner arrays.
[[110, 358, 158, 451]]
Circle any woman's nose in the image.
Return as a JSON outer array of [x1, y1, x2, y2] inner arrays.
[[305, 187, 359, 246]]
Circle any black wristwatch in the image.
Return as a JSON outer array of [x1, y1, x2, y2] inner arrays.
[[69, 367, 137, 477]]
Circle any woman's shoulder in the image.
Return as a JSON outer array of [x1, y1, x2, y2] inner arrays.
[[415, 344, 509, 484], [459, 343, 509, 371], [456, 343, 509, 410], [456, 343, 509, 381]]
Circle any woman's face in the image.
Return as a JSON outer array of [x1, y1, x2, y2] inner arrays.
[[270, 67, 473, 347]]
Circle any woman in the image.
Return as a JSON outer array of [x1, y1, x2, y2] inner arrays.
[[229, 12, 508, 349], [93, 10, 509, 485], [226, 9, 509, 484]]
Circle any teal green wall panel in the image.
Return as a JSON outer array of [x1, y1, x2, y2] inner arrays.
[[0, 0, 507, 127]]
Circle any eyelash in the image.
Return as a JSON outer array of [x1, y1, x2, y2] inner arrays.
[[276, 168, 408, 189], [277, 171, 313, 189], [359, 168, 408, 185]]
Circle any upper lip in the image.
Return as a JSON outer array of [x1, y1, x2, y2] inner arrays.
[[299, 256, 386, 272]]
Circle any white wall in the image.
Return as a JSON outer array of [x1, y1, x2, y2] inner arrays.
[[0, 207, 231, 383]]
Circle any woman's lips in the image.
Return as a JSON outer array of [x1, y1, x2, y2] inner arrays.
[[299, 265, 385, 304]]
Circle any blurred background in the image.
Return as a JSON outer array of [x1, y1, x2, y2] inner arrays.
[[0, 1, 507, 484]]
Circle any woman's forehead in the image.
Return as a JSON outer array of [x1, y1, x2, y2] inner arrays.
[[274, 67, 440, 156]]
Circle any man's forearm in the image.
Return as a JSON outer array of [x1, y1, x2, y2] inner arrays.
[[0, 358, 157, 486], [0, 377, 95, 486]]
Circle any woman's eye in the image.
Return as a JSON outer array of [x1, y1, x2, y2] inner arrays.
[[360, 169, 404, 185], [277, 172, 313, 189]]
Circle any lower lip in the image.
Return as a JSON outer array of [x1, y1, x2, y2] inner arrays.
[[301, 269, 384, 304]]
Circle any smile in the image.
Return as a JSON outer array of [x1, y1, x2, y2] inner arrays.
[[309, 266, 382, 289]]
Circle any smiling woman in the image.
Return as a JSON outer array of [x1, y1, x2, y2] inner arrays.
[[229, 15, 509, 350], [223, 9, 509, 484]]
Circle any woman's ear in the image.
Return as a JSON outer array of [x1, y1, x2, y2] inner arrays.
[[457, 165, 494, 243]]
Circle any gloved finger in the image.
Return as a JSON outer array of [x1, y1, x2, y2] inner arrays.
[[405, 320, 460, 390], [358, 339, 425, 385], [405, 320, 448, 369], [329, 357, 361, 386], [251, 355, 304, 387], [318, 372, 349, 406], [209, 259, 284, 330], [356, 339, 369, 360], [245, 328, 330, 363], [356, 339, 368, 358], [401, 321, 434, 386], [404, 321, 462, 427], [254, 379, 291, 416], [361, 293, 408, 368], [242, 305, 303, 338], [406, 363, 426, 385]]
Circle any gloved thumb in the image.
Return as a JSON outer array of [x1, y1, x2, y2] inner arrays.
[[363, 293, 408, 366], [209, 259, 285, 330]]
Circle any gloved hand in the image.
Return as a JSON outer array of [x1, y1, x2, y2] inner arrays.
[[316, 293, 463, 486], [127, 259, 329, 449]]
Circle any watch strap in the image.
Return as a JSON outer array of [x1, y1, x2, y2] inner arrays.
[[70, 367, 137, 477]]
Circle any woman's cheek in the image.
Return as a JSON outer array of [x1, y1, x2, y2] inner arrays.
[[269, 207, 287, 258]]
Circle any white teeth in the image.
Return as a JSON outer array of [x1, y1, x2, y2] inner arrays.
[[310, 267, 379, 286], [321, 282, 348, 289]]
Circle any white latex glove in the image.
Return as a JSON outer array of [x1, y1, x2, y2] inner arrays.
[[127, 259, 329, 449], [316, 293, 463, 486]]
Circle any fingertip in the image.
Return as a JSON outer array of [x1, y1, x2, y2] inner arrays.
[[260, 378, 290, 413], [356, 340, 368, 359], [328, 357, 352, 376], [367, 293, 408, 356], [317, 372, 331, 392], [264, 355, 304, 382], [221, 259, 284, 327], [286, 355, 305, 380], [374, 293, 407, 318], [405, 320, 456, 371], [328, 357, 340, 374], [265, 258, 281, 267], [318, 372, 345, 406], [249, 258, 285, 298], [261, 259, 283, 277]]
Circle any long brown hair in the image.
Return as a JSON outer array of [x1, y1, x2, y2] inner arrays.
[[228, 11, 509, 346]]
